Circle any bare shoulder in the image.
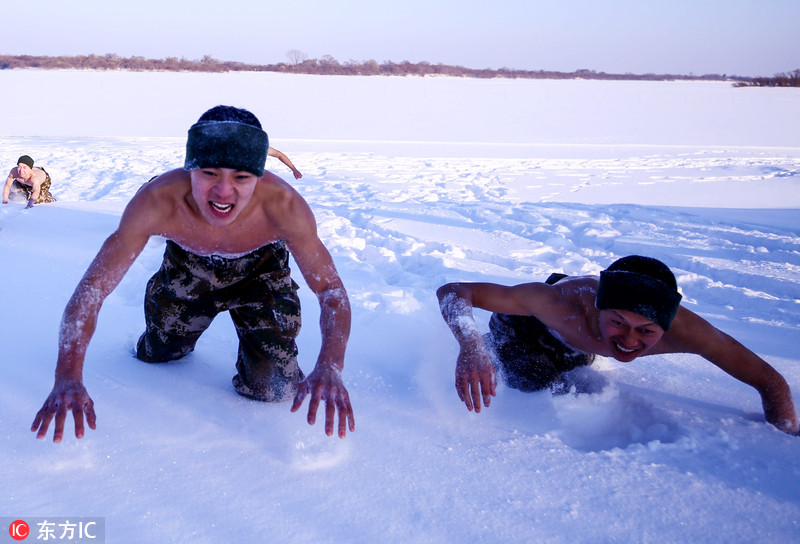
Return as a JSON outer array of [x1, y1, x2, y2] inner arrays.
[[255, 172, 315, 230], [539, 275, 598, 311], [132, 169, 189, 203], [257, 171, 303, 205], [553, 275, 599, 298], [653, 306, 724, 355], [533, 275, 599, 324], [466, 275, 597, 320], [120, 169, 190, 234]]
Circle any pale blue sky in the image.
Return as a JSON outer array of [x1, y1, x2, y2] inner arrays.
[[4, 0, 798, 76]]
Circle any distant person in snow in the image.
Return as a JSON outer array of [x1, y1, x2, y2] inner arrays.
[[437, 255, 799, 435], [3, 155, 57, 208], [269, 147, 303, 179], [31, 105, 354, 442]]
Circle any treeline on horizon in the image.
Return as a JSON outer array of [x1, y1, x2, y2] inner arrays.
[[1, 53, 797, 86], [732, 69, 800, 88]]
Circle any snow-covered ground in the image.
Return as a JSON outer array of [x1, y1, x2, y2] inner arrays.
[[1, 70, 799, 543]]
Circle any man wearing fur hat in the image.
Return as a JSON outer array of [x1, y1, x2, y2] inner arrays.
[[3, 155, 57, 208], [437, 255, 799, 434], [32, 106, 354, 442]]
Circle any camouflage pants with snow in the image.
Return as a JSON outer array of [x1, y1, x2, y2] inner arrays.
[[485, 273, 594, 392], [136, 240, 304, 402]]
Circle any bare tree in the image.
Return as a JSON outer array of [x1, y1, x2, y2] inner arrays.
[[287, 49, 308, 65]]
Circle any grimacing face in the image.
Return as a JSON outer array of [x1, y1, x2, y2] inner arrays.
[[189, 168, 259, 226], [597, 308, 664, 362], [17, 163, 32, 179]]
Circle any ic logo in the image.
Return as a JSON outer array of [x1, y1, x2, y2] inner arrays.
[[9, 520, 29, 541]]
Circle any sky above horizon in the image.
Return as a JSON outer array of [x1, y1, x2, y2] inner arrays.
[[4, 0, 799, 77]]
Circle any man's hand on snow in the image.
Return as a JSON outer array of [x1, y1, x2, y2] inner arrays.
[[291, 364, 354, 439], [31, 378, 96, 442], [455, 346, 496, 413]]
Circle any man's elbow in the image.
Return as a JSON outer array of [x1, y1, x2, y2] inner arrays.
[[437, 282, 460, 301], [317, 281, 349, 304]]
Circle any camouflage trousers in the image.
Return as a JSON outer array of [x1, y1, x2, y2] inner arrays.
[[136, 240, 304, 402], [485, 273, 594, 392], [12, 168, 57, 203]]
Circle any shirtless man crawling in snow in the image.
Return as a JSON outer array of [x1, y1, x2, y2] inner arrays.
[[32, 105, 354, 442], [437, 255, 799, 435], [3, 154, 56, 208]]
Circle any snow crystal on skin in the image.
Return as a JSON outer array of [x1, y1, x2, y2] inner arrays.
[[58, 318, 84, 352], [439, 291, 480, 338], [169, 238, 277, 259], [58, 282, 106, 351], [318, 285, 348, 305], [454, 314, 479, 336]]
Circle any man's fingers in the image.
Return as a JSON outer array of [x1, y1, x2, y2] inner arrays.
[[471, 384, 482, 413], [343, 395, 355, 433], [460, 387, 474, 411], [325, 401, 336, 436], [456, 373, 475, 411], [53, 405, 67, 443], [72, 406, 86, 439], [469, 370, 483, 413], [86, 402, 97, 430], [32, 409, 52, 440], [481, 368, 496, 407], [32, 386, 96, 442], [290, 384, 309, 413], [292, 374, 354, 438], [31, 409, 48, 433], [338, 409, 347, 439], [306, 393, 321, 425], [341, 401, 355, 438], [333, 391, 354, 438]]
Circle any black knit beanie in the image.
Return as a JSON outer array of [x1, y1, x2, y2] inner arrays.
[[17, 155, 34, 168], [184, 106, 269, 177], [595, 255, 682, 331]]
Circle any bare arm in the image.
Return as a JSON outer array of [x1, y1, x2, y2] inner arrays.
[[666, 308, 799, 434], [26, 173, 43, 207], [3, 171, 14, 203], [268, 147, 302, 179], [437, 280, 582, 412], [31, 189, 158, 441], [437, 283, 498, 412], [282, 194, 353, 437]]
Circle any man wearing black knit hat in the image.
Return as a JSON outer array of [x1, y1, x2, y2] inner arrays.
[[32, 105, 354, 443], [3, 154, 57, 208], [437, 255, 799, 435]]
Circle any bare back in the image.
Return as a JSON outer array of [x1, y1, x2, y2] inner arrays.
[[509, 275, 705, 359], [525, 276, 609, 355]]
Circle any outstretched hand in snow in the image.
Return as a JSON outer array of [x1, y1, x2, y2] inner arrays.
[[31, 378, 96, 442], [291, 364, 354, 439], [455, 345, 497, 412]]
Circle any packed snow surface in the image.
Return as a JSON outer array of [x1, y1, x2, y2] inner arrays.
[[1, 70, 799, 543]]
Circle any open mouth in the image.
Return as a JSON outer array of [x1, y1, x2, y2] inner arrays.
[[210, 201, 234, 214], [613, 342, 638, 354]]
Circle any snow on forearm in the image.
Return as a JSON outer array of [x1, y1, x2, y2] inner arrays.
[[57, 281, 105, 368], [439, 291, 481, 343], [316, 284, 351, 370]]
